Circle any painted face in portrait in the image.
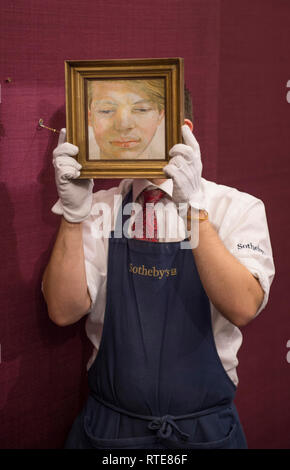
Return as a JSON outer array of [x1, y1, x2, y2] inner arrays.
[[88, 80, 165, 159]]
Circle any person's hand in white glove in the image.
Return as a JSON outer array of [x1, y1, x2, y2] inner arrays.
[[51, 128, 94, 223], [163, 124, 206, 210]]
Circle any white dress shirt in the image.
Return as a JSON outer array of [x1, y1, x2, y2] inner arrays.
[[82, 177, 275, 386]]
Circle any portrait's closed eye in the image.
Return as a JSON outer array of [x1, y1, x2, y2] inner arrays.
[[87, 78, 166, 160]]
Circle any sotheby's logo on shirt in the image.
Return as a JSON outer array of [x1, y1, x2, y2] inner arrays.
[[237, 242, 265, 254]]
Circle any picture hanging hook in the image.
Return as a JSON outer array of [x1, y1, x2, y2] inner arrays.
[[38, 118, 60, 134]]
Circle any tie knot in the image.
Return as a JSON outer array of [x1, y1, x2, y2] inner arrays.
[[142, 188, 165, 205]]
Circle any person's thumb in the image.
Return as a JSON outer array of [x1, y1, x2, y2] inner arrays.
[[181, 125, 199, 153], [58, 128, 66, 146]]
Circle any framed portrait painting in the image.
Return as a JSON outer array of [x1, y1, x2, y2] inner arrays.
[[65, 57, 184, 178]]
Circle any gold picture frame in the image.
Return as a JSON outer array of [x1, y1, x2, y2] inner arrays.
[[65, 57, 184, 179]]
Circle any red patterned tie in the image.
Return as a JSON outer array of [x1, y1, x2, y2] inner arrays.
[[133, 188, 165, 242]]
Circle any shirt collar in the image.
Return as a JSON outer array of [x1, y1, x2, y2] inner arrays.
[[132, 179, 173, 202]]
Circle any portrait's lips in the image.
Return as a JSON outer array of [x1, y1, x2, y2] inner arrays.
[[110, 139, 141, 149]]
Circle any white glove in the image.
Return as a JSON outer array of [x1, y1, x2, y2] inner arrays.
[[163, 124, 205, 210], [51, 128, 94, 223]]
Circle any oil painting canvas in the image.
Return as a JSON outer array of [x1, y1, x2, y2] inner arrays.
[[87, 78, 165, 160]]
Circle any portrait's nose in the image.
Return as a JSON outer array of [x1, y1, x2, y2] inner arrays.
[[113, 107, 135, 131]]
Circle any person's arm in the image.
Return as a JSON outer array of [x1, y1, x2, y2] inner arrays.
[[189, 217, 264, 327], [42, 217, 91, 326], [164, 125, 270, 328], [42, 128, 94, 326]]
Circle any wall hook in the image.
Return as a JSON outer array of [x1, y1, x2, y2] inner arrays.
[[38, 118, 60, 134]]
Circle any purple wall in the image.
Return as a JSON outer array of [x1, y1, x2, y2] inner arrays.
[[0, 0, 289, 448]]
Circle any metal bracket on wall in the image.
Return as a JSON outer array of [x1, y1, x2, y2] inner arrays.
[[38, 118, 60, 134]]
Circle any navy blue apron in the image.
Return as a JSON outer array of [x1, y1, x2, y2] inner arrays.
[[65, 188, 247, 449]]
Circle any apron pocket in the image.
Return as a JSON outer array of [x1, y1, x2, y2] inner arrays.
[[83, 415, 159, 449], [160, 422, 239, 450], [181, 422, 238, 449], [161, 406, 246, 449]]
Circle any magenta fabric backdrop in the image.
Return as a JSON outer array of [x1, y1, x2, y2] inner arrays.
[[0, 0, 289, 448]]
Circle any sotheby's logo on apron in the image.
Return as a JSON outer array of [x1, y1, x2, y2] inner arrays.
[[129, 263, 177, 279]]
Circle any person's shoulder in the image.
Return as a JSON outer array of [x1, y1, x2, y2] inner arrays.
[[202, 178, 263, 207], [92, 179, 133, 206], [202, 178, 265, 229]]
